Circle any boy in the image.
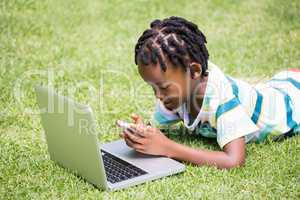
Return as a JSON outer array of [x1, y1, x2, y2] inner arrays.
[[118, 16, 300, 169]]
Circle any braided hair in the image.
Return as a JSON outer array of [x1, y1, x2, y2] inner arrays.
[[134, 16, 209, 76]]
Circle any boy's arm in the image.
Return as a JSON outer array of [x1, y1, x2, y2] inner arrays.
[[122, 124, 245, 169], [165, 137, 245, 169]]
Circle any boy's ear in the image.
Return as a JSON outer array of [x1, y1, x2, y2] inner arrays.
[[189, 62, 202, 79]]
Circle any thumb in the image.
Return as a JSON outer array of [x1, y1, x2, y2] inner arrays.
[[131, 113, 143, 124]]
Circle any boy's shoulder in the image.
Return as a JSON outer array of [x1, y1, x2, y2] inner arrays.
[[207, 61, 230, 82], [206, 61, 235, 101]]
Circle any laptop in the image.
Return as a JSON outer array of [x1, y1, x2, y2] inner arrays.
[[35, 86, 185, 191]]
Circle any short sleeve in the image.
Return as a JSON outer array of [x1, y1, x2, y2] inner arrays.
[[206, 63, 260, 148], [216, 97, 260, 149], [151, 100, 181, 127]]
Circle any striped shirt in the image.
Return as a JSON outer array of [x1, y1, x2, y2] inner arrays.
[[152, 61, 300, 148]]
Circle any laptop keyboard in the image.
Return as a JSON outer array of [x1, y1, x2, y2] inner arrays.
[[101, 150, 147, 184]]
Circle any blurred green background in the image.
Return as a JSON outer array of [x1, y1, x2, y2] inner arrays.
[[0, 0, 299, 199]]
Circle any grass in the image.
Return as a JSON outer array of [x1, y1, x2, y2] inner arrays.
[[1, 0, 300, 199]]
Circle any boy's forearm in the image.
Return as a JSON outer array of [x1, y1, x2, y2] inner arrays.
[[165, 139, 245, 169]]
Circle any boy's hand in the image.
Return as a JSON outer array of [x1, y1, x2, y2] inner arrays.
[[118, 113, 142, 138], [120, 114, 172, 156]]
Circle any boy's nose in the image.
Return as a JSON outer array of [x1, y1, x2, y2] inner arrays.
[[153, 87, 167, 102], [156, 95, 164, 102], [155, 91, 164, 101], [154, 90, 164, 101]]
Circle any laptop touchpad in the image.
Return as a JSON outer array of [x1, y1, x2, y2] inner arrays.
[[101, 139, 181, 173]]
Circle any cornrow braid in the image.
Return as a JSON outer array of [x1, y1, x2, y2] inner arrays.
[[134, 16, 209, 76]]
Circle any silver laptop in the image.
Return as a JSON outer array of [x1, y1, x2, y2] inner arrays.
[[35, 86, 185, 191]]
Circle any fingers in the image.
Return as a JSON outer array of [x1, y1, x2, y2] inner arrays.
[[126, 130, 146, 145], [124, 136, 135, 148], [123, 129, 145, 144], [124, 136, 144, 151], [131, 113, 143, 124], [128, 125, 144, 137], [129, 124, 151, 137], [119, 127, 134, 138]]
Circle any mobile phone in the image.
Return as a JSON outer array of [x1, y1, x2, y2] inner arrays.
[[116, 120, 131, 129]]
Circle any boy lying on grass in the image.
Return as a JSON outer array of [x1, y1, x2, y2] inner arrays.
[[117, 16, 300, 169]]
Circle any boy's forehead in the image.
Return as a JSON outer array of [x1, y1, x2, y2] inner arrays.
[[138, 60, 185, 85], [138, 63, 165, 83]]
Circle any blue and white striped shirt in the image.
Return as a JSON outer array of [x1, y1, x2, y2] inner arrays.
[[152, 61, 300, 148]]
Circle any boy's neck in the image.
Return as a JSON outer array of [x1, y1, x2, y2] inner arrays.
[[186, 74, 208, 119]]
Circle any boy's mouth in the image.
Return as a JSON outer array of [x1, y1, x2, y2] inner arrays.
[[164, 100, 171, 104], [163, 100, 174, 109]]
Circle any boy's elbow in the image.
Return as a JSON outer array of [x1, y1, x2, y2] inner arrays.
[[229, 158, 245, 169], [220, 156, 245, 169]]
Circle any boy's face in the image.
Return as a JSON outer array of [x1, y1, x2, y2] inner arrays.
[[138, 59, 190, 111]]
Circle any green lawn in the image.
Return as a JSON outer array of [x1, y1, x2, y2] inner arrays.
[[1, 0, 300, 199]]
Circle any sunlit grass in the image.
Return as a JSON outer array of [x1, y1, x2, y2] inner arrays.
[[0, 0, 300, 199]]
